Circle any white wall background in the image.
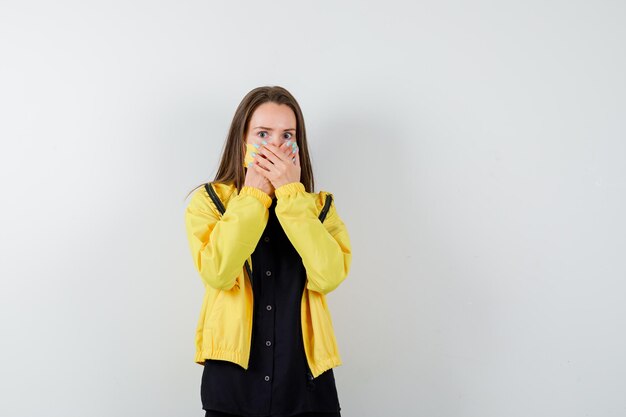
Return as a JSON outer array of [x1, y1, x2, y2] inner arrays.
[[1, 1, 625, 416]]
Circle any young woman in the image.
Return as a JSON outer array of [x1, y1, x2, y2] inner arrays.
[[184, 86, 352, 417]]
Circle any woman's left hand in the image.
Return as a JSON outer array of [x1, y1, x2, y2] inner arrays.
[[252, 140, 301, 189]]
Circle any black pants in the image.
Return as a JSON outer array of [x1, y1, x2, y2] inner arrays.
[[205, 409, 341, 417]]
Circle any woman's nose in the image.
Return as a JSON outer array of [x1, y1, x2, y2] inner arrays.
[[268, 136, 283, 146]]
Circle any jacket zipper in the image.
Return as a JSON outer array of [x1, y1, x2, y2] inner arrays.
[[319, 193, 332, 223]]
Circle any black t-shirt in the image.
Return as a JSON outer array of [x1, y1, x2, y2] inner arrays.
[[201, 197, 342, 417]]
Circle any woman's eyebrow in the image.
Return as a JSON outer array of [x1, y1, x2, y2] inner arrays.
[[253, 126, 296, 131]]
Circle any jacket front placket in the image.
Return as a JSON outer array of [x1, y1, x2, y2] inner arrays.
[[249, 198, 278, 413]]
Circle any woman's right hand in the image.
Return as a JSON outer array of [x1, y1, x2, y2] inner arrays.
[[244, 140, 274, 197]]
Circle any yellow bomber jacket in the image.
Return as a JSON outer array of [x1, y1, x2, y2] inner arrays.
[[184, 181, 352, 378]]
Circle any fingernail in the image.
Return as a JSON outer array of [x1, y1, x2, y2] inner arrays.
[[253, 143, 260, 149], [261, 140, 267, 145], [251, 152, 256, 156], [247, 162, 253, 167]]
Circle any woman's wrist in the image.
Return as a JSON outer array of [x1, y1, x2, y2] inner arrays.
[[240, 185, 272, 208], [274, 181, 305, 198]]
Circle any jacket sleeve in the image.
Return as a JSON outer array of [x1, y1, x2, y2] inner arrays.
[[184, 185, 272, 291], [274, 181, 352, 295]]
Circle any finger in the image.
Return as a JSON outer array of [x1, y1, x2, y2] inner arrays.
[[275, 140, 298, 162], [289, 141, 299, 164], [252, 159, 272, 177], [262, 142, 290, 164], [287, 140, 298, 157], [279, 141, 291, 158], [250, 139, 265, 160], [254, 153, 274, 173], [258, 144, 284, 166], [253, 138, 265, 149], [286, 141, 298, 164]]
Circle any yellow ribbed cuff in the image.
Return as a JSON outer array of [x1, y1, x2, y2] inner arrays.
[[240, 186, 272, 208], [275, 181, 305, 198]]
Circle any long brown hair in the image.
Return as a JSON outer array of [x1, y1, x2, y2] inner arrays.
[[184, 86, 315, 201]]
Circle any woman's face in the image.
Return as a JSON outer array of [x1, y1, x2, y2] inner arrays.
[[244, 102, 297, 151]]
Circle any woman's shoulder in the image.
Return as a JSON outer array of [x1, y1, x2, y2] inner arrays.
[[313, 188, 337, 217], [187, 181, 237, 215], [209, 181, 237, 200], [316, 189, 333, 201]]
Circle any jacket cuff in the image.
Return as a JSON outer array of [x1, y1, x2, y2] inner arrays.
[[275, 181, 305, 198], [240, 186, 272, 208]]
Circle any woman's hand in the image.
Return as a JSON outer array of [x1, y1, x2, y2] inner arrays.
[[244, 139, 274, 196], [251, 140, 301, 189]]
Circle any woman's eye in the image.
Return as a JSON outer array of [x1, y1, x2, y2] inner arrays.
[[283, 132, 293, 139], [258, 131, 268, 138]]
